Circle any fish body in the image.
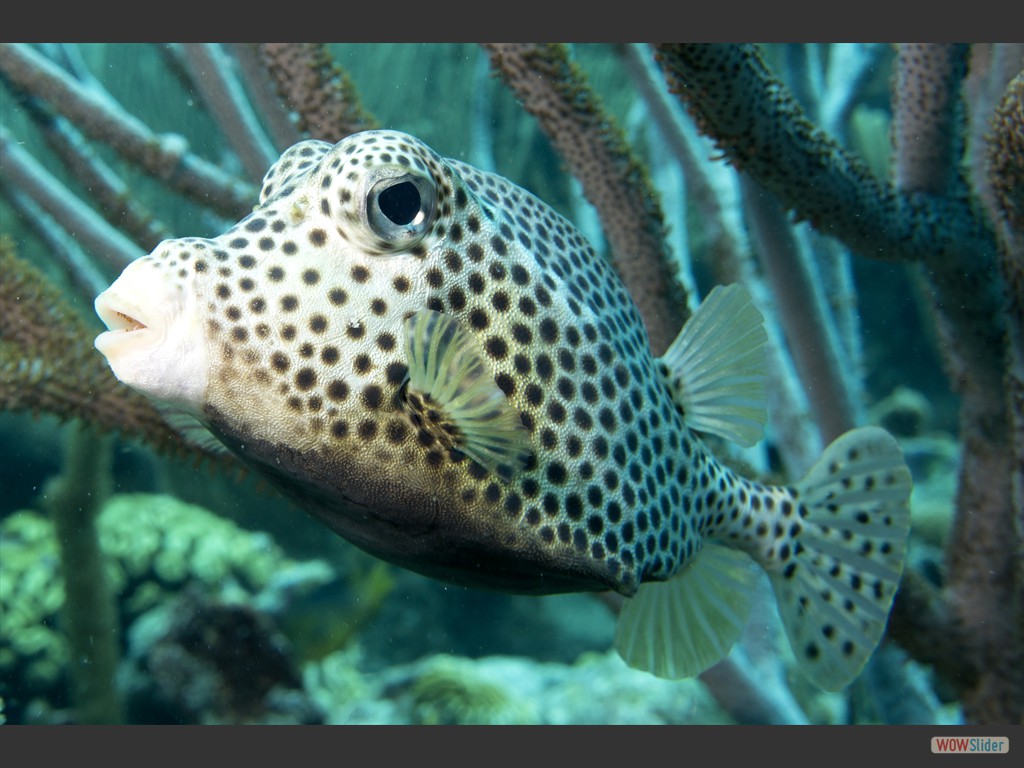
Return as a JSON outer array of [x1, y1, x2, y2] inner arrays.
[[95, 130, 911, 689]]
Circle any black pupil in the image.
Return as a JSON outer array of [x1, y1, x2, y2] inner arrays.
[[378, 181, 421, 226]]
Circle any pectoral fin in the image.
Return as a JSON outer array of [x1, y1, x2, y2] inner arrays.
[[403, 309, 531, 480]]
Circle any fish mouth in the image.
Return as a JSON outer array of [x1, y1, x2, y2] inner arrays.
[[97, 304, 149, 334], [92, 251, 209, 412], [94, 292, 157, 355]]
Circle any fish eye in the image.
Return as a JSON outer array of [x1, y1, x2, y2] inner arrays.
[[365, 173, 435, 245]]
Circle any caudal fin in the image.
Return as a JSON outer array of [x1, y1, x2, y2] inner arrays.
[[770, 427, 912, 690]]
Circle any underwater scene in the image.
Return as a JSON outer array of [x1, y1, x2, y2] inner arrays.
[[0, 43, 1021, 726]]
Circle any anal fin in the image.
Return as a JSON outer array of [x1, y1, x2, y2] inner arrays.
[[614, 543, 759, 679]]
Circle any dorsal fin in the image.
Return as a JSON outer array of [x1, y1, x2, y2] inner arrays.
[[659, 284, 767, 446], [403, 309, 531, 480]]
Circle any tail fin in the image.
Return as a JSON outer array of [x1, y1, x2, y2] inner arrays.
[[770, 426, 912, 690]]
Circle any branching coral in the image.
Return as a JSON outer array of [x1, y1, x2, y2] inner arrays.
[[177, 44, 279, 185], [0, 43, 255, 220], [653, 42, 1022, 723], [989, 73, 1024, 537], [2, 42, 1022, 724], [253, 43, 377, 144], [484, 43, 685, 355]]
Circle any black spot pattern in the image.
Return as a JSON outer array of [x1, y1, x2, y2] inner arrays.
[[142, 130, 841, 603]]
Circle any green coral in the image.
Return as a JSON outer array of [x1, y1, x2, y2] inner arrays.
[[406, 655, 535, 725], [97, 493, 310, 611], [301, 646, 371, 722], [0, 493, 333, 707], [0, 511, 68, 690]]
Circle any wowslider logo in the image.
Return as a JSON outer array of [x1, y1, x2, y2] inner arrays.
[[932, 737, 1009, 754]]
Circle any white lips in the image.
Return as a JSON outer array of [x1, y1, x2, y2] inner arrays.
[[94, 292, 155, 357], [93, 258, 209, 413]]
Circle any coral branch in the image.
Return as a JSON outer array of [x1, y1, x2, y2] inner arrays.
[[891, 43, 1021, 725], [887, 568, 976, 689], [42, 422, 122, 723], [652, 43, 997, 268], [655, 42, 1020, 722], [253, 44, 376, 144], [2, 188, 110, 302], [177, 44, 278, 185], [0, 43, 255, 219], [0, 241, 238, 474], [7, 88, 170, 251], [988, 72, 1024, 533], [484, 43, 685, 355], [228, 43, 301, 152], [740, 176, 858, 442], [893, 45, 968, 194], [0, 125, 144, 272], [989, 72, 1024, 241]]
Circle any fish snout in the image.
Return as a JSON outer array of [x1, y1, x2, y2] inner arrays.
[[94, 257, 208, 411]]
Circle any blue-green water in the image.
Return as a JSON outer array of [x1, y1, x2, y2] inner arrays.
[[0, 43, 993, 725]]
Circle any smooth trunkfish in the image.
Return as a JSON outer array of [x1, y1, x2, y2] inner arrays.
[[95, 130, 912, 690]]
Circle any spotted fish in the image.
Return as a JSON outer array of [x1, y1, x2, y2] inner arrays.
[[94, 130, 912, 690]]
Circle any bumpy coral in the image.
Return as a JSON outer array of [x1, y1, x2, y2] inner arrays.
[[989, 72, 1024, 235], [255, 44, 376, 143], [484, 43, 684, 355], [302, 649, 734, 724], [0, 511, 68, 694], [652, 44, 996, 267], [404, 655, 535, 725], [0, 494, 333, 714]]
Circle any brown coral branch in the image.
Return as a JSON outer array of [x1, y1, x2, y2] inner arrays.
[[891, 43, 1021, 725], [0, 43, 255, 220], [483, 43, 685, 356], [989, 72, 1024, 241], [0, 240, 239, 475], [254, 44, 376, 144], [893, 44, 968, 194], [986, 71, 1024, 725], [989, 73, 1024, 526], [886, 567, 978, 690]]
